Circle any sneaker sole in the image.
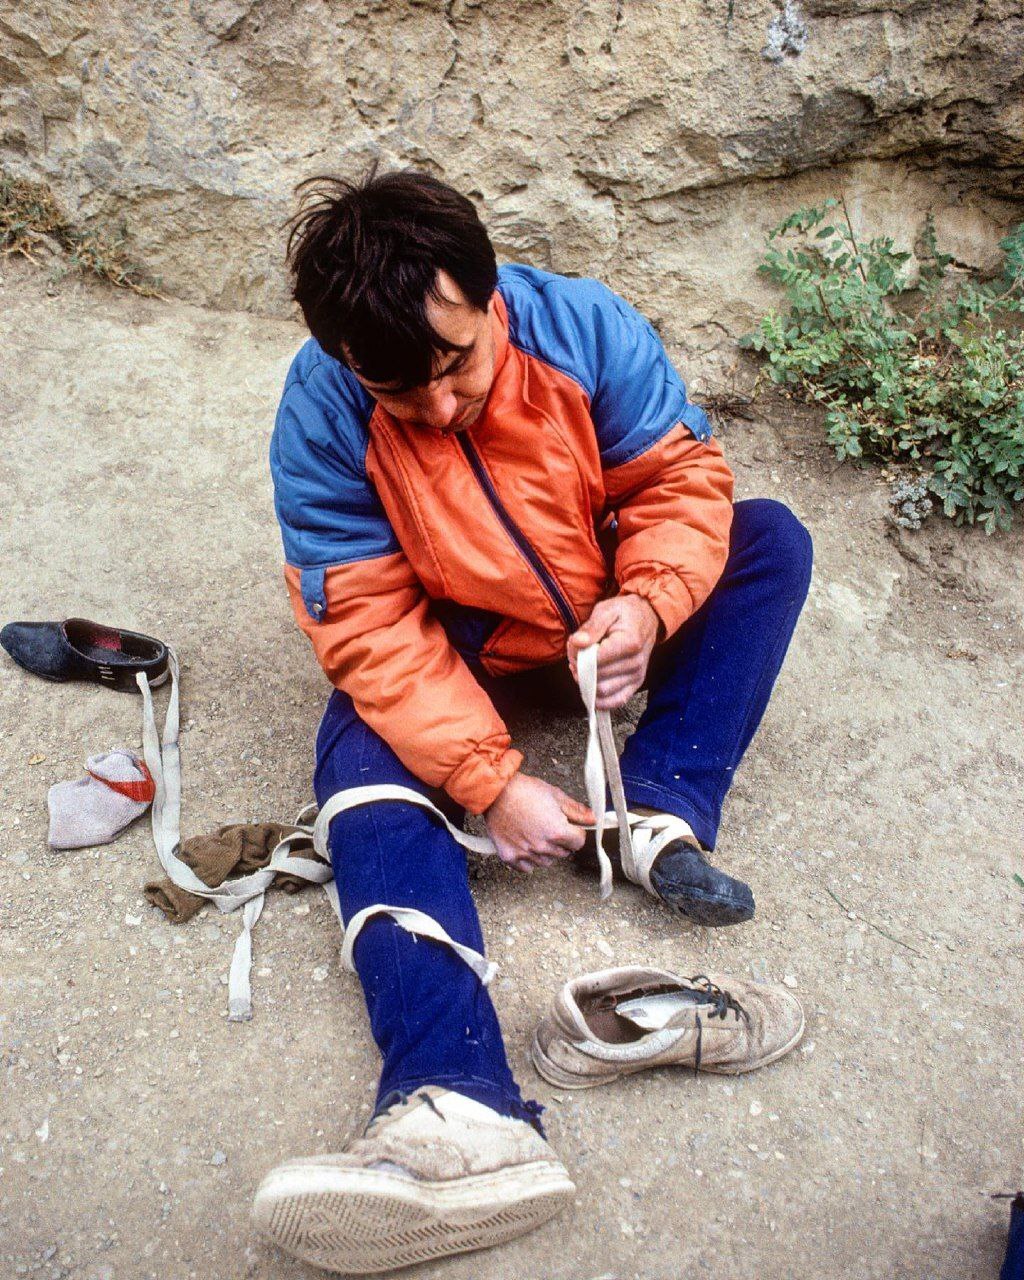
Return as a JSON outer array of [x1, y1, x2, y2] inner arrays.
[[531, 1006, 805, 1089], [252, 1159, 575, 1274]]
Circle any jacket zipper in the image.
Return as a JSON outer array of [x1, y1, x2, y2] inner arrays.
[[457, 434, 579, 633]]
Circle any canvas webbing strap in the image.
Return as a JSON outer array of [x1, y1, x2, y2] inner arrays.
[[136, 642, 668, 1020]]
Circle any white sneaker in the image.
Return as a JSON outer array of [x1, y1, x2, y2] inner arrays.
[[533, 965, 804, 1089], [252, 1087, 575, 1274]]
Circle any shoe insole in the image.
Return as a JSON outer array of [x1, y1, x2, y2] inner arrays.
[[615, 990, 706, 1032]]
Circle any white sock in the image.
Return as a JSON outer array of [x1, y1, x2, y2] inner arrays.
[[47, 749, 155, 850]]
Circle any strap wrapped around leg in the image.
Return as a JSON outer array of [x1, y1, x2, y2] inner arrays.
[[341, 904, 497, 986]]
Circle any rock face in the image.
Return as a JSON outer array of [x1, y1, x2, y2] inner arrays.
[[2, 0, 1022, 348]]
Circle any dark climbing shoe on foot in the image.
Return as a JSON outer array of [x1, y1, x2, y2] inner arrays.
[[648, 840, 755, 927], [575, 811, 755, 927], [0, 618, 169, 693]]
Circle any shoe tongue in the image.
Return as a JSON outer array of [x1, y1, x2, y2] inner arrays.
[[615, 989, 714, 1032]]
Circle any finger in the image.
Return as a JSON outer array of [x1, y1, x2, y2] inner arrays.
[[536, 831, 577, 856], [556, 791, 597, 825], [568, 605, 617, 660], [594, 631, 639, 668], [495, 840, 526, 868], [596, 682, 640, 711], [512, 857, 534, 874], [591, 691, 640, 711], [593, 652, 645, 679], [550, 825, 586, 853], [596, 673, 640, 702]]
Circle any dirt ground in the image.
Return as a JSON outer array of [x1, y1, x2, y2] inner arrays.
[[0, 258, 1022, 1280]]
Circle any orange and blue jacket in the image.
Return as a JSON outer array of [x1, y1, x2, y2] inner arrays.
[[271, 264, 734, 815]]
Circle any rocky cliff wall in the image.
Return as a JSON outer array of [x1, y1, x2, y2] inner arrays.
[[2, 0, 1022, 352]]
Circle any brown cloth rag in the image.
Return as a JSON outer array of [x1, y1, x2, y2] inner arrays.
[[144, 822, 322, 924]]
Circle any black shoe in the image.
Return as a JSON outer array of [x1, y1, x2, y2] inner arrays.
[[648, 842, 755, 927], [0, 618, 169, 693], [575, 820, 755, 927]]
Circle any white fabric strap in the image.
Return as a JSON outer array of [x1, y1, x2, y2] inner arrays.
[[137, 652, 334, 1022], [311, 785, 495, 862], [136, 657, 495, 1017], [620, 811, 699, 895], [341, 905, 498, 986], [577, 644, 635, 898], [134, 639, 675, 1019]]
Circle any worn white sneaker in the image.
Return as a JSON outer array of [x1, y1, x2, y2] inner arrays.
[[533, 965, 805, 1089], [252, 1087, 575, 1274]]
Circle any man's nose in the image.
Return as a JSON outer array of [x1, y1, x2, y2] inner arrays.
[[416, 383, 459, 430]]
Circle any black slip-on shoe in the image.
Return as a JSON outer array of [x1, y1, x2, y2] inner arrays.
[[0, 618, 169, 693], [648, 842, 755, 927], [574, 816, 755, 927]]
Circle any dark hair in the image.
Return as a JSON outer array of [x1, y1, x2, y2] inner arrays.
[[284, 164, 497, 390]]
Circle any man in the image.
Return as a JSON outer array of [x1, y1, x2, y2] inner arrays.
[[252, 168, 812, 1272]]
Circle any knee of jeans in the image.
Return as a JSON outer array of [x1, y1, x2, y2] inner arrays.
[[738, 498, 813, 594], [313, 692, 385, 804]]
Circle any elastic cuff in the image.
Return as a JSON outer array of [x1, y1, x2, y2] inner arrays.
[[617, 572, 694, 642], [445, 746, 523, 815]]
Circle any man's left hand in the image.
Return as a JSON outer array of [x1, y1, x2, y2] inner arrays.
[[566, 593, 662, 710]]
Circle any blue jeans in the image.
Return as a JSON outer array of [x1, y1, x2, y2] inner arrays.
[[313, 499, 813, 1131]]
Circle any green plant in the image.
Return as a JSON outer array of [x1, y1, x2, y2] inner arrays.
[[0, 172, 159, 296], [742, 197, 1024, 532]]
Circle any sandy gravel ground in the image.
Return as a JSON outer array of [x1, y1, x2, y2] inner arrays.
[[0, 260, 1022, 1280]]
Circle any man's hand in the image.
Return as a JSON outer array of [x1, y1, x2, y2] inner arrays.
[[566, 593, 661, 710], [484, 773, 595, 875]]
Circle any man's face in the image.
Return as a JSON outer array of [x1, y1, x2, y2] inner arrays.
[[349, 270, 498, 434]]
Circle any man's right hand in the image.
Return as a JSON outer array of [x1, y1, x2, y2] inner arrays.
[[484, 772, 595, 875]]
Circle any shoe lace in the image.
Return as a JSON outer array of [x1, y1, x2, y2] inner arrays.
[[685, 975, 749, 1075], [365, 1089, 446, 1135]]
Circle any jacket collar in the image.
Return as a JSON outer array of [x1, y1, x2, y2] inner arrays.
[[490, 288, 511, 381]]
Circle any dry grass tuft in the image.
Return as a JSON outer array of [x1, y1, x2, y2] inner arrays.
[[1, 172, 161, 296]]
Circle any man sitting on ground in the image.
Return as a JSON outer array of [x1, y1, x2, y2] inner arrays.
[[252, 167, 813, 1273]]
